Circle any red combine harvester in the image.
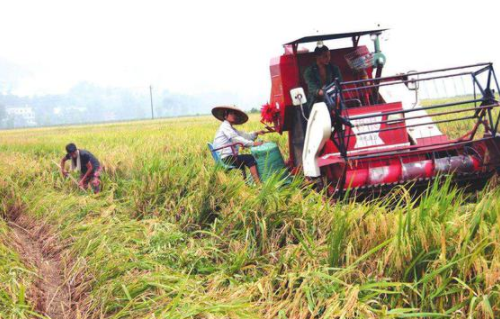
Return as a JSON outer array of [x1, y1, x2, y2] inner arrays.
[[262, 29, 500, 196]]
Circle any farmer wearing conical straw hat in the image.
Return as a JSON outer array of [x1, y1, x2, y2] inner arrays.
[[60, 143, 102, 193], [212, 106, 266, 183]]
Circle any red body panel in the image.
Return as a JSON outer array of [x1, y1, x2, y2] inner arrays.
[[270, 55, 298, 128], [344, 102, 409, 153], [318, 102, 408, 160]]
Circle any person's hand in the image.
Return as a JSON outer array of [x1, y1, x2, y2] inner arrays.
[[318, 89, 324, 96], [78, 180, 85, 189], [256, 130, 267, 136], [253, 141, 264, 147], [61, 170, 68, 177]]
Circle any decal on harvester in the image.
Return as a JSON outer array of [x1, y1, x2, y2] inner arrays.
[[351, 113, 384, 148]]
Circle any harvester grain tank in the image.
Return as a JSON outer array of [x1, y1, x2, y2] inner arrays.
[[262, 29, 500, 195]]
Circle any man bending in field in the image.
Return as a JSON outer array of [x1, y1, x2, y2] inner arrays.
[[212, 105, 266, 183], [60, 143, 102, 193]]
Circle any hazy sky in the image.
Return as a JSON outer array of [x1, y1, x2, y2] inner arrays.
[[1, 0, 499, 105]]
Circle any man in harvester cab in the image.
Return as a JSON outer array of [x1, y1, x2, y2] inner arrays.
[[212, 106, 267, 183], [303, 44, 343, 116]]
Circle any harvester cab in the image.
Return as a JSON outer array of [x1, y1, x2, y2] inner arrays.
[[262, 29, 500, 196]]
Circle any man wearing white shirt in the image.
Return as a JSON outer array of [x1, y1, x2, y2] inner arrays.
[[212, 106, 266, 183]]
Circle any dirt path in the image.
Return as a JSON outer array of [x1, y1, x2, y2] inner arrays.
[[7, 210, 75, 319]]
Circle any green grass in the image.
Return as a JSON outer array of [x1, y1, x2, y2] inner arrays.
[[0, 115, 499, 318]]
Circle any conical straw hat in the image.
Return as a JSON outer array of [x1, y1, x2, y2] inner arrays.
[[211, 105, 249, 125]]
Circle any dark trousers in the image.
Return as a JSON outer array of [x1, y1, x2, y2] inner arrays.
[[223, 154, 257, 168], [80, 167, 102, 193], [223, 155, 257, 178]]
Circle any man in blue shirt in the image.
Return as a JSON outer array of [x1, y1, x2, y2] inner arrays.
[[60, 143, 102, 193]]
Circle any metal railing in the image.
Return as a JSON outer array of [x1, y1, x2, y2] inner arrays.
[[323, 63, 500, 162]]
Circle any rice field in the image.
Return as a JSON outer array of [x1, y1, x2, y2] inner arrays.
[[0, 114, 500, 318]]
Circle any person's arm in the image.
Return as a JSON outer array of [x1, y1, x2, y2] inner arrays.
[[222, 124, 258, 147], [235, 131, 263, 147], [230, 133, 259, 147], [255, 130, 268, 136], [304, 67, 322, 98], [234, 128, 257, 141], [79, 162, 93, 187], [60, 156, 69, 176]]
